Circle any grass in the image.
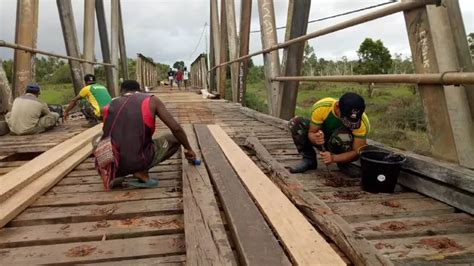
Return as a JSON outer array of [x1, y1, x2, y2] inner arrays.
[[244, 80, 431, 155], [38, 83, 75, 105]]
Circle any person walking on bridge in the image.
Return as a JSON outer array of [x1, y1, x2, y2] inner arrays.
[[64, 74, 112, 128], [99, 80, 197, 189], [288, 92, 370, 174], [5, 84, 60, 135], [167, 68, 175, 89], [183, 67, 189, 89], [175, 68, 183, 89]]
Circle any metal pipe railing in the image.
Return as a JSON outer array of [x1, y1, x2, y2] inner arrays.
[[209, 0, 438, 72], [0, 40, 116, 67], [272, 72, 474, 85]]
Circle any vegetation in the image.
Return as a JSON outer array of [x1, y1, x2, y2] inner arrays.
[[354, 38, 392, 75]]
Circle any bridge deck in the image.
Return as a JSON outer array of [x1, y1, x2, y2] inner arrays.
[[0, 88, 473, 265]]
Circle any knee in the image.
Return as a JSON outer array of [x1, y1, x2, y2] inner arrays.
[[288, 116, 306, 135]]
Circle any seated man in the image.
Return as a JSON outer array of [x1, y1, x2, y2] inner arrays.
[[101, 80, 196, 188], [64, 74, 112, 128], [289, 92, 370, 173], [5, 84, 59, 135]]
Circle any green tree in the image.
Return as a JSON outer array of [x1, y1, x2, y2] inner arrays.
[[173, 61, 185, 70], [355, 38, 392, 74], [156, 62, 170, 80], [468, 33, 474, 61], [302, 42, 317, 75], [2, 60, 13, 83]]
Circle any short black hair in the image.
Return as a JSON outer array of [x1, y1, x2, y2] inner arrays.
[[121, 80, 141, 92], [84, 74, 96, 84]]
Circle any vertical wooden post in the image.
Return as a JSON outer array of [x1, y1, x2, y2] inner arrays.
[[238, 0, 252, 105], [201, 55, 209, 91], [57, 0, 84, 95], [210, 0, 220, 93], [135, 56, 140, 87], [96, 0, 115, 96], [403, 1, 474, 167], [224, 0, 239, 102], [280, 0, 311, 120], [219, 0, 228, 98], [118, 0, 129, 80], [257, 0, 281, 116], [83, 0, 95, 75], [0, 59, 13, 113], [12, 0, 39, 97], [110, 0, 120, 96]]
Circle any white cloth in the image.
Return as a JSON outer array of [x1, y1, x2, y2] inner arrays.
[[183, 71, 189, 80]]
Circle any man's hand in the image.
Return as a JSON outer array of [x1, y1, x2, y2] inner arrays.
[[184, 149, 197, 161], [319, 151, 334, 165], [315, 130, 325, 146]]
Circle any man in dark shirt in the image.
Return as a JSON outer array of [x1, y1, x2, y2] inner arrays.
[[167, 68, 175, 88]]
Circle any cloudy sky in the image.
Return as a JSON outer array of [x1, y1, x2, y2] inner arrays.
[[1, 0, 473, 67]]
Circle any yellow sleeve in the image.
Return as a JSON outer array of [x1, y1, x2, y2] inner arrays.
[[310, 108, 326, 125], [352, 113, 370, 138], [79, 86, 90, 98]]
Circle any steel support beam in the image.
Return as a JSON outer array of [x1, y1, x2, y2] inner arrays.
[[57, 0, 84, 95], [83, 0, 95, 74], [219, 0, 228, 98], [12, 0, 38, 97], [238, 0, 252, 105], [96, 0, 116, 96], [118, 0, 128, 80], [257, 0, 281, 116], [280, 0, 311, 120], [110, 0, 120, 96], [224, 0, 239, 102]]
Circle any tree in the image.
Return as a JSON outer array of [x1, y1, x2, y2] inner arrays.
[[355, 38, 392, 75], [173, 61, 185, 70], [468, 33, 474, 61], [302, 42, 317, 75]]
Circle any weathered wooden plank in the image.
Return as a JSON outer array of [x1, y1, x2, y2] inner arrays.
[[67, 165, 180, 177], [371, 234, 474, 264], [182, 125, 235, 265], [244, 136, 392, 266], [46, 179, 181, 194], [315, 191, 424, 203], [329, 198, 455, 223], [208, 125, 345, 265], [0, 125, 101, 202], [86, 255, 186, 265], [0, 145, 92, 228], [33, 189, 181, 207], [58, 172, 180, 185], [10, 198, 182, 226], [353, 213, 474, 240], [195, 124, 291, 265], [0, 215, 183, 248], [0, 234, 185, 265]]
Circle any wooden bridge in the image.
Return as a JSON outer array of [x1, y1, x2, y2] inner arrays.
[[1, 0, 474, 265]]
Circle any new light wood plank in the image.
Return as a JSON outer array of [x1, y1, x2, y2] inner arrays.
[[0, 144, 92, 228], [207, 124, 345, 265], [0, 125, 101, 201], [181, 124, 235, 265], [195, 124, 291, 266]]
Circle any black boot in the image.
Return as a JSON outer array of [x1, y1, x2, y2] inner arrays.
[[289, 158, 317, 173]]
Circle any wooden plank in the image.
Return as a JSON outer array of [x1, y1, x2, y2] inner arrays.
[[0, 234, 185, 265], [371, 234, 474, 264], [86, 255, 186, 265], [58, 172, 179, 185], [0, 144, 92, 228], [181, 125, 235, 265], [329, 198, 455, 223], [46, 179, 180, 194], [353, 213, 474, 240], [315, 191, 424, 203], [0, 125, 101, 201], [207, 125, 345, 265], [67, 165, 180, 177], [0, 214, 183, 248], [244, 136, 392, 266], [32, 189, 181, 207], [195, 124, 291, 265], [10, 198, 182, 227]]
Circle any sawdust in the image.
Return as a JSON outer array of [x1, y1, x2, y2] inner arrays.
[[334, 191, 361, 200], [114, 191, 138, 200], [91, 205, 119, 216], [373, 221, 408, 232], [323, 176, 355, 187], [374, 242, 395, 250], [415, 237, 465, 252], [112, 218, 143, 228], [65, 245, 97, 257], [148, 219, 183, 229], [381, 200, 401, 208]]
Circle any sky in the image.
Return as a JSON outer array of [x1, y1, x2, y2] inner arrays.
[[0, 0, 473, 68]]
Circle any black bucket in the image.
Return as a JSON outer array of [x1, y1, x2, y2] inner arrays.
[[359, 150, 406, 193]]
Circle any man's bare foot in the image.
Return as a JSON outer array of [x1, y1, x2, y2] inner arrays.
[[133, 171, 149, 182]]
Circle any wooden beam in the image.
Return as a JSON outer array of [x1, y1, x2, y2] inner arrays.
[[118, 0, 129, 80], [83, 0, 95, 74], [210, 0, 220, 93], [257, 0, 282, 116], [195, 124, 291, 265], [12, 0, 38, 98], [238, 0, 252, 105], [218, 0, 228, 98], [0, 125, 101, 203], [57, 0, 85, 95], [244, 136, 394, 266], [280, 0, 311, 120], [181, 125, 235, 265], [0, 144, 91, 228], [208, 125, 345, 265], [110, 0, 120, 96], [224, 0, 239, 102], [95, 0, 116, 96], [0, 59, 13, 113]]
